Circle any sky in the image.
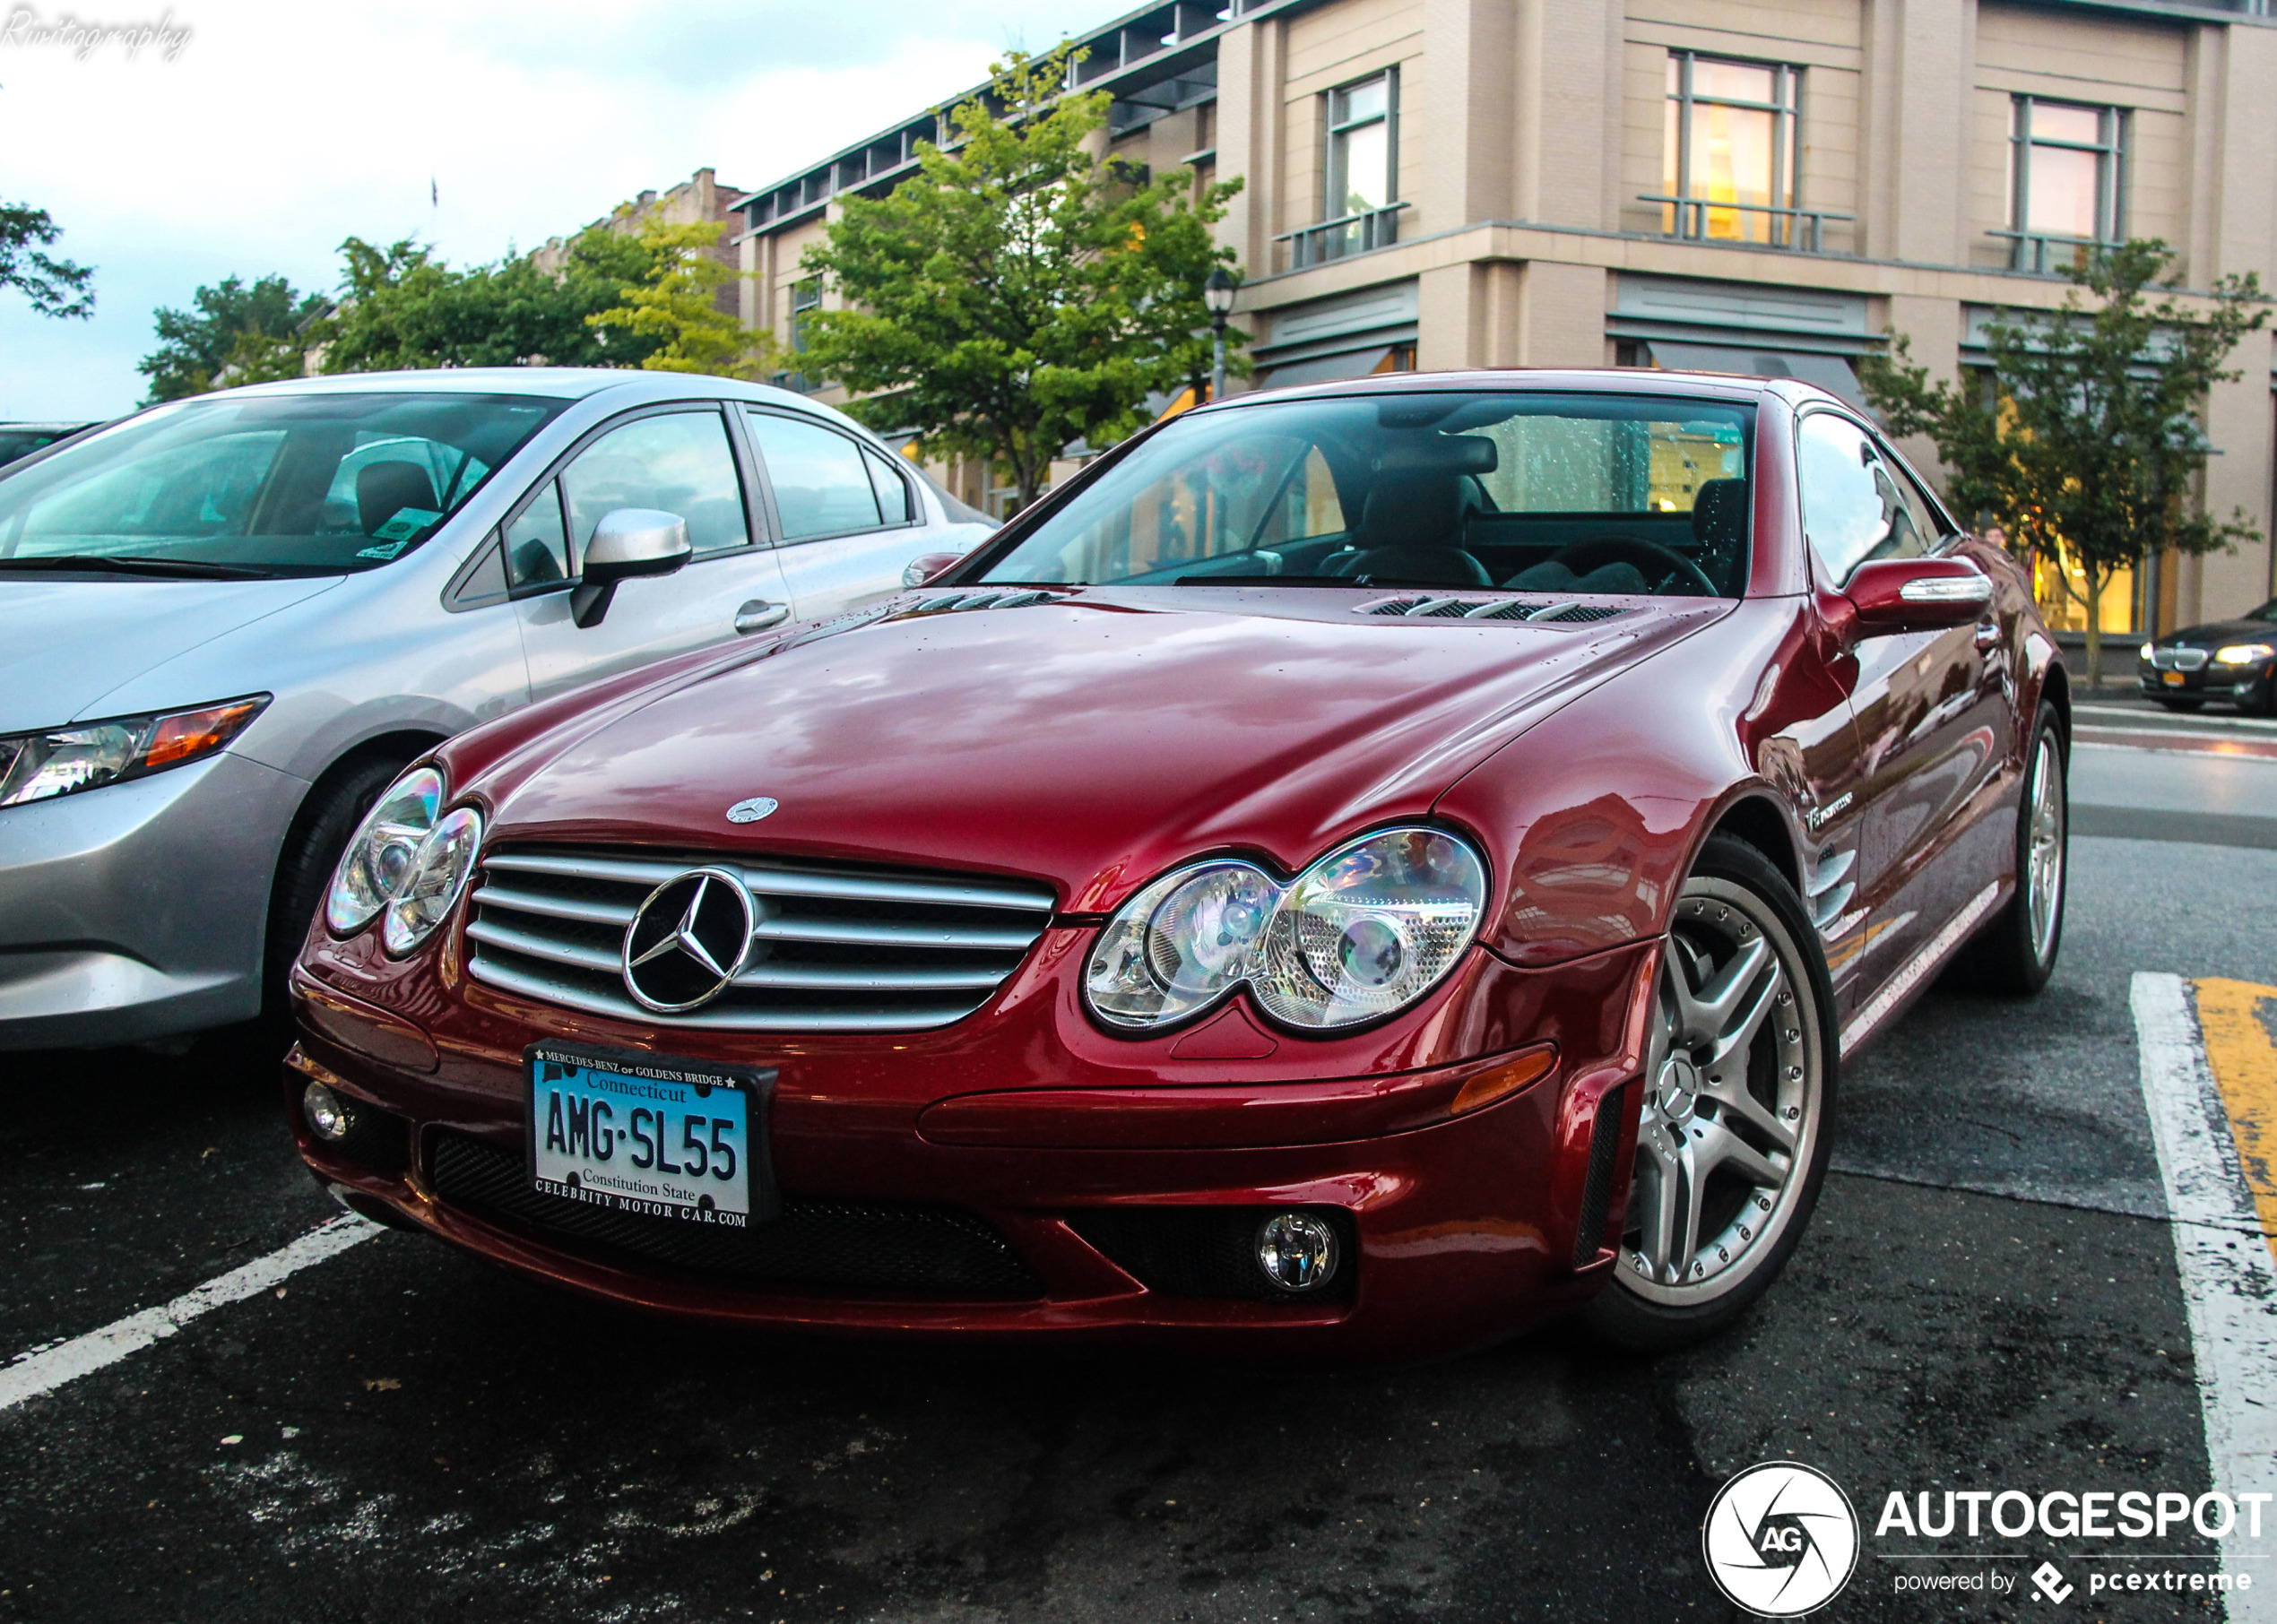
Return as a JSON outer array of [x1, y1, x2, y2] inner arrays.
[[0, 0, 1130, 421]]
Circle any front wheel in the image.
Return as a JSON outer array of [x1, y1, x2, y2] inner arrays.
[[1583, 834, 1838, 1352]]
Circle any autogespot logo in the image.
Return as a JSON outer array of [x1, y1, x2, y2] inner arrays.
[[1702, 1461, 1860, 1617]]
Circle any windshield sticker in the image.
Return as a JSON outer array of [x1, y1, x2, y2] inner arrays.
[[368, 507, 442, 544], [355, 539, 411, 560]]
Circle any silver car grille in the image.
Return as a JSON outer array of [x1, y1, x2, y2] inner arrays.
[[464, 848, 1057, 1032], [2153, 646, 2209, 671]]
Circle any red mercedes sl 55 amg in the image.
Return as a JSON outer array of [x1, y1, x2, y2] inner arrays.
[[285, 370, 2067, 1358]]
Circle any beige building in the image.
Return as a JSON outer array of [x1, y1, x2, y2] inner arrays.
[[733, 0, 2277, 636], [537, 168, 751, 317]]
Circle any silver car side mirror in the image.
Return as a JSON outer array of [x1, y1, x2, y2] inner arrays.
[[571, 508, 693, 628]]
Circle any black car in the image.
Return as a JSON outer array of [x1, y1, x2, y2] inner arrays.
[[0, 421, 101, 469], [2140, 597, 2277, 713]]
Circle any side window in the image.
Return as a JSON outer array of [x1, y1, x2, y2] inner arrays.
[[1253, 445, 1349, 548], [505, 480, 569, 589], [558, 410, 749, 567], [1796, 412, 1923, 583], [1879, 445, 1948, 549], [743, 410, 883, 540], [863, 446, 913, 525]]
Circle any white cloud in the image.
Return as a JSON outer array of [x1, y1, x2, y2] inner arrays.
[[0, 0, 1126, 419]]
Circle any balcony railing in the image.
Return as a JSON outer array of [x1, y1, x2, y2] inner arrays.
[[1639, 195, 1855, 255], [1989, 229, 2122, 275], [1277, 202, 1410, 271]]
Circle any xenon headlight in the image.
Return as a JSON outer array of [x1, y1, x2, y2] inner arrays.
[[2216, 644, 2274, 666], [325, 765, 485, 955], [1083, 828, 1489, 1033], [0, 695, 269, 809]]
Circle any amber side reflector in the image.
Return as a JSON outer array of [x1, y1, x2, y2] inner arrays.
[[142, 698, 265, 768], [1450, 1046, 1558, 1116]]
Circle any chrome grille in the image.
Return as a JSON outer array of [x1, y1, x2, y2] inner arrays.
[[1354, 594, 1627, 624], [464, 848, 1056, 1032], [2153, 646, 2209, 671]]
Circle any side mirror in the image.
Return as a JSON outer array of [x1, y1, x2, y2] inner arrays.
[[902, 551, 967, 589], [1843, 557, 1994, 636], [571, 508, 692, 628]]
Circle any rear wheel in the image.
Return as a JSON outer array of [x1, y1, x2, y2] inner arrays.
[[1583, 834, 1837, 1352], [1954, 702, 2067, 997]]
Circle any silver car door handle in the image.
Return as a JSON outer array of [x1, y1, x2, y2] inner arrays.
[[1974, 619, 2001, 650], [734, 600, 790, 635]]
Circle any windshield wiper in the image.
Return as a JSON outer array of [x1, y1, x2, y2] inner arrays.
[[0, 553, 272, 580]]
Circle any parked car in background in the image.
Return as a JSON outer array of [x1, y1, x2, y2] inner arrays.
[[0, 369, 991, 1051], [288, 370, 2068, 1359], [2139, 598, 2277, 713], [0, 421, 102, 469]]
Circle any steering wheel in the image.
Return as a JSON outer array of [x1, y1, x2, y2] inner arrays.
[[1545, 535, 1720, 597]]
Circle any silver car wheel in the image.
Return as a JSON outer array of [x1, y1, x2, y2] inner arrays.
[[1619, 877, 1824, 1307], [2024, 732, 2066, 965]]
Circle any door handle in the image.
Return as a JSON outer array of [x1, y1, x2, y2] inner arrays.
[[1974, 619, 2001, 651], [734, 599, 790, 635]]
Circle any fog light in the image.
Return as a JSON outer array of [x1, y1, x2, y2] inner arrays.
[[302, 1082, 353, 1142], [1254, 1212, 1340, 1292]]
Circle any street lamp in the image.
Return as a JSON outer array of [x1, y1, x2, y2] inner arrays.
[[1203, 267, 1235, 402]]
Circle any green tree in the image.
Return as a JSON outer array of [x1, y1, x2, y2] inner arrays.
[[798, 45, 1245, 507], [1, 202, 94, 319], [315, 228, 663, 374], [1859, 238, 2266, 685], [587, 217, 775, 376], [139, 274, 325, 402]]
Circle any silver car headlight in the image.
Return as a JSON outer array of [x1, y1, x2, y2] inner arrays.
[[1084, 828, 1489, 1033], [0, 695, 269, 808], [325, 765, 485, 955]]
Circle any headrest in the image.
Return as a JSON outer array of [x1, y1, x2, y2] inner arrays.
[[358, 461, 440, 535], [1355, 469, 1467, 552], [1692, 479, 1749, 549]]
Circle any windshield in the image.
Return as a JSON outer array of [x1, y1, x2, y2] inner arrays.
[[981, 391, 1756, 598], [0, 392, 567, 577]]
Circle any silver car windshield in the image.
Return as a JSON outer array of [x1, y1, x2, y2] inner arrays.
[[0, 392, 567, 578], [980, 392, 1756, 599]]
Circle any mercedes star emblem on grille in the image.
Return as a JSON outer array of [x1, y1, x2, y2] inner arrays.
[[620, 868, 755, 1013]]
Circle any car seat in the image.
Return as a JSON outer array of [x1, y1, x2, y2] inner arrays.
[[357, 461, 440, 535], [1323, 469, 1492, 588]]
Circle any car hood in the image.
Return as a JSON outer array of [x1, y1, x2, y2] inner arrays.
[[0, 574, 342, 730], [479, 587, 1729, 911], [2162, 618, 2276, 649]]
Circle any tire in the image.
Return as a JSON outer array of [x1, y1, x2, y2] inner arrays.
[[2159, 697, 2205, 713], [1953, 702, 2067, 998], [1583, 834, 1839, 1353], [261, 751, 418, 1033]]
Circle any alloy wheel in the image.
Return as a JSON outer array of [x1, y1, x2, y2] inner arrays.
[[1619, 877, 1823, 1305], [2025, 733, 2065, 965]]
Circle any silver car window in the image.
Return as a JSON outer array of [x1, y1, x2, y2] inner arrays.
[[558, 410, 749, 566], [742, 410, 883, 540]]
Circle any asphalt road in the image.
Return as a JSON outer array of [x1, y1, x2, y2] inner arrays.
[[4, 695, 2273, 1624]]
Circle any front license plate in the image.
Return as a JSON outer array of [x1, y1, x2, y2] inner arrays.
[[2164, 670, 2186, 686], [526, 1041, 778, 1226]]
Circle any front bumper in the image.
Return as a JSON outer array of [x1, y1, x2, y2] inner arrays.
[[286, 937, 1658, 1359], [0, 752, 306, 1050], [2140, 658, 2272, 704]]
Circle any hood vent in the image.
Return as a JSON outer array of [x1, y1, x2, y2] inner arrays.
[[1357, 594, 1631, 625], [905, 589, 1066, 616]]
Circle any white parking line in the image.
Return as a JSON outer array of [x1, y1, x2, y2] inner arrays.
[[2133, 972, 2277, 1620], [0, 1214, 378, 1413]]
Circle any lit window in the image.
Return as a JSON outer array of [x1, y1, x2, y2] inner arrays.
[[1662, 53, 1801, 247], [2005, 99, 2125, 272]]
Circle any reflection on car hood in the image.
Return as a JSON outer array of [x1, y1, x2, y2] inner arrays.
[[0, 575, 341, 730], [481, 587, 1728, 911]]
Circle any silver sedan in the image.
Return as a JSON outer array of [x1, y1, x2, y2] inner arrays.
[[0, 368, 991, 1050]]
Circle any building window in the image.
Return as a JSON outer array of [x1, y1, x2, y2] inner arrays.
[[1659, 53, 1806, 248], [2004, 98, 2125, 273], [790, 278, 821, 352], [1280, 69, 1407, 269]]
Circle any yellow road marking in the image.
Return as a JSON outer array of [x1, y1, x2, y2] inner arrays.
[[2194, 977, 2277, 1261]]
